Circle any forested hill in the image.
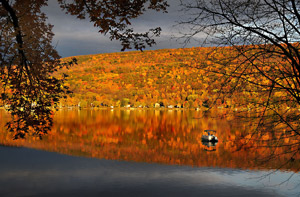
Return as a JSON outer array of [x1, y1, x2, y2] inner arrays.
[[56, 47, 239, 109]]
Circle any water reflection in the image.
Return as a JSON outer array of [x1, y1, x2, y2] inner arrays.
[[201, 141, 218, 152], [0, 109, 299, 171], [0, 146, 297, 197]]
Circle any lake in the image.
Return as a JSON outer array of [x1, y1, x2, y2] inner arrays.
[[0, 109, 299, 196]]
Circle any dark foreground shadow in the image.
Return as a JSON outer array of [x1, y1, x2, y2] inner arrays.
[[0, 146, 290, 197]]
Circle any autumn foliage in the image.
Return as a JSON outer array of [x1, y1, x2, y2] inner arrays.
[[53, 47, 238, 109], [50, 45, 294, 115]]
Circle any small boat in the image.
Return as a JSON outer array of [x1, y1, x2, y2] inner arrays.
[[201, 130, 218, 142]]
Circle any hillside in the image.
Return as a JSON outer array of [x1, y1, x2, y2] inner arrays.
[[57, 47, 232, 109]]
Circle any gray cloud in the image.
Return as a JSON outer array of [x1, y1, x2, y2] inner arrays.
[[42, 0, 202, 57]]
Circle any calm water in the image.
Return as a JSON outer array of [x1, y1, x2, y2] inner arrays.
[[0, 109, 299, 196]]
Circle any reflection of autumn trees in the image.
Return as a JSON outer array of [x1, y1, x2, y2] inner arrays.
[[1, 109, 299, 171]]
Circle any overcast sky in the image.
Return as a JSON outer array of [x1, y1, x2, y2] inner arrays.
[[42, 0, 202, 58]]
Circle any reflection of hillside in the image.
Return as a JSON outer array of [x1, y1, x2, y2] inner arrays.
[[0, 109, 299, 171]]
